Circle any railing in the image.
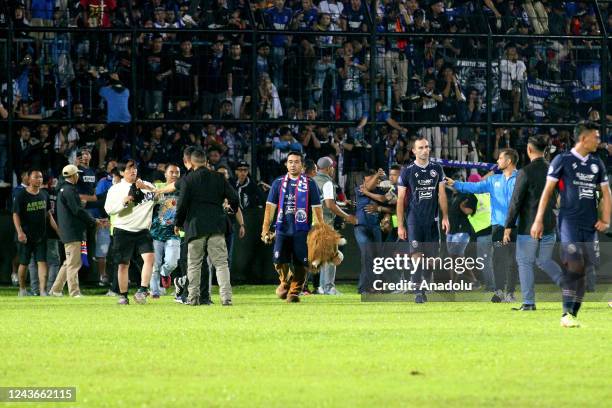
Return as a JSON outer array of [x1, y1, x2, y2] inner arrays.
[[0, 1, 610, 180]]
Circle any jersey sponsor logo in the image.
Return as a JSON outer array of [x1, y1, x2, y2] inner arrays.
[[575, 172, 596, 182], [82, 176, 96, 183], [418, 190, 433, 200], [591, 163, 599, 174], [578, 187, 594, 200], [417, 179, 433, 186]]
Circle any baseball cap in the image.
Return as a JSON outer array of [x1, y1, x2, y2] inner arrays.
[[317, 156, 334, 170], [236, 160, 249, 169], [62, 164, 82, 177]]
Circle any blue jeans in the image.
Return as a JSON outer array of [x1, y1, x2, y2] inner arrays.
[[355, 225, 382, 293], [515, 233, 563, 305], [476, 234, 494, 291], [318, 263, 337, 294], [270, 46, 285, 88], [343, 96, 362, 121], [446, 232, 470, 257], [28, 239, 60, 293], [151, 239, 180, 296]]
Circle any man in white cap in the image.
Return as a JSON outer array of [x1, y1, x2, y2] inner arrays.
[[312, 156, 357, 294], [50, 165, 107, 297]]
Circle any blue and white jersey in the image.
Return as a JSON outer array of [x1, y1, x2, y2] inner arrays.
[[265, 7, 293, 47], [547, 148, 608, 226], [398, 161, 445, 225]]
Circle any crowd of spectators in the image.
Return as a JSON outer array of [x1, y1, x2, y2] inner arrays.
[[0, 0, 611, 194]]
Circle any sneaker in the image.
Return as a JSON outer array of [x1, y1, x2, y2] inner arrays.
[[316, 287, 325, 295], [300, 289, 312, 296], [161, 276, 171, 289], [174, 276, 186, 298], [17, 288, 29, 297], [98, 276, 109, 286], [327, 287, 342, 296], [51, 291, 64, 297], [512, 304, 536, 311], [105, 290, 118, 297], [560, 313, 580, 328], [134, 290, 149, 304], [174, 296, 185, 304], [287, 294, 300, 303], [11, 273, 18, 286], [415, 293, 427, 304], [40, 291, 49, 297], [222, 299, 233, 306], [117, 296, 129, 305], [491, 290, 504, 303], [72, 293, 84, 298], [151, 294, 161, 299], [502, 292, 516, 303]]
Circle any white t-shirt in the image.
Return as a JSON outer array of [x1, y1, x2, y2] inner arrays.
[[499, 59, 526, 91], [322, 180, 335, 201]]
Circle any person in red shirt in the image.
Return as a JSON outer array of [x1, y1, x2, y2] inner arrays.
[[80, 0, 116, 28]]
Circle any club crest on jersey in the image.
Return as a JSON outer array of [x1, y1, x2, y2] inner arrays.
[[429, 170, 437, 178], [411, 240, 419, 248], [295, 209, 307, 223], [591, 164, 599, 174]]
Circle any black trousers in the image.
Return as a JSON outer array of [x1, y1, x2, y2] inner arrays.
[[491, 225, 518, 293], [179, 237, 211, 302]]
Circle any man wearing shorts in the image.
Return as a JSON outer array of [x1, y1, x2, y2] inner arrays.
[[13, 169, 59, 296], [261, 151, 323, 303], [532, 122, 611, 328], [397, 136, 450, 303], [104, 160, 157, 305]]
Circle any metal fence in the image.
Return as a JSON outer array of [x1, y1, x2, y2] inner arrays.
[[0, 1, 610, 179]]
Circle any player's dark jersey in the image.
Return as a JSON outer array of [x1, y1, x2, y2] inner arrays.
[[398, 161, 445, 225], [547, 148, 608, 227]]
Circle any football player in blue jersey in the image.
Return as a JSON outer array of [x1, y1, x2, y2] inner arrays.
[[532, 122, 611, 328]]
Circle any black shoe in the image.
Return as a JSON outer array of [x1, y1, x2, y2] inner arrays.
[[199, 297, 213, 305], [174, 276, 186, 298], [415, 293, 427, 304], [491, 290, 503, 303], [222, 300, 233, 306], [512, 304, 536, 311]]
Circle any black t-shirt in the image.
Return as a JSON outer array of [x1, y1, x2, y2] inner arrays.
[[77, 166, 97, 196], [224, 56, 249, 96], [171, 54, 198, 99], [143, 49, 167, 91], [12, 189, 50, 242], [447, 190, 477, 234]]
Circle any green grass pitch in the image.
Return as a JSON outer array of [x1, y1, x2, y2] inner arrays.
[[1, 285, 610, 407]]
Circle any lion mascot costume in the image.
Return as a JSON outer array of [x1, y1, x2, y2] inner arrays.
[[307, 223, 347, 273]]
